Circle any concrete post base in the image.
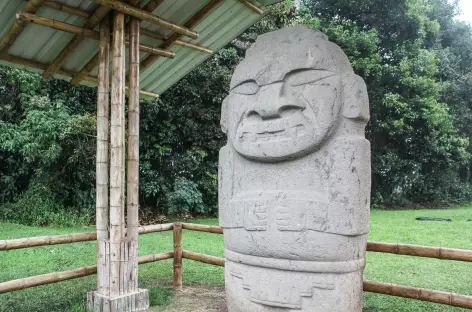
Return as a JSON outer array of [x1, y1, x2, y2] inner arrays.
[[87, 289, 149, 312]]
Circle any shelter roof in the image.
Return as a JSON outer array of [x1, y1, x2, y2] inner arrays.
[[0, 0, 282, 98]]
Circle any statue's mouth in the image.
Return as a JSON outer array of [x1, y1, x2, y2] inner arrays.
[[236, 113, 309, 143]]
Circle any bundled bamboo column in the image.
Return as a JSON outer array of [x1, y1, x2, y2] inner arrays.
[[109, 11, 126, 296], [126, 14, 140, 294], [96, 16, 111, 295], [173, 223, 183, 291]]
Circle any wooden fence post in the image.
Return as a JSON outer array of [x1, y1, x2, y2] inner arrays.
[[173, 223, 183, 291]]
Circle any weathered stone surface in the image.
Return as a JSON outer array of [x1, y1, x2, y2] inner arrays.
[[87, 288, 149, 312], [219, 25, 371, 312]]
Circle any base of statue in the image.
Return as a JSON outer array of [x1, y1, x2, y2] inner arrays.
[[225, 251, 364, 312], [87, 289, 149, 312]]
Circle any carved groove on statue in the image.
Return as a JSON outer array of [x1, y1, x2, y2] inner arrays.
[[225, 250, 365, 273]]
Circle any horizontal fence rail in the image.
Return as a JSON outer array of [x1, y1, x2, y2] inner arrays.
[[0, 223, 174, 251], [2, 222, 472, 310], [182, 250, 225, 267], [0, 251, 174, 294], [363, 280, 472, 309], [181, 223, 223, 234], [367, 241, 472, 262]]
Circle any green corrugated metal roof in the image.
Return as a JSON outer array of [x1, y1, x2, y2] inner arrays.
[[0, 0, 282, 97]]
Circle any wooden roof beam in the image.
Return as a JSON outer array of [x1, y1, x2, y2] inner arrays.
[[32, 2, 213, 55], [16, 12, 175, 59], [0, 54, 158, 98], [92, 0, 199, 39], [42, 5, 111, 79], [138, 0, 223, 74], [70, 0, 165, 85], [239, 0, 264, 15], [0, 0, 45, 57], [43, 1, 91, 19], [140, 29, 213, 55], [17, 12, 100, 39]]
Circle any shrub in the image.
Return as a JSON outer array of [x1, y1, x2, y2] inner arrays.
[[165, 177, 206, 214], [0, 181, 90, 226]]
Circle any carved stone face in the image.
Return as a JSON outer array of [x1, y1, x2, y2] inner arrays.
[[226, 69, 342, 161], [222, 26, 357, 162]]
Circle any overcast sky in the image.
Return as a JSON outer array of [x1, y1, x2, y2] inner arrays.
[[457, 0, 472, 22]]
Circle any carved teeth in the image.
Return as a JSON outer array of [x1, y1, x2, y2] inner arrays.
[[241, 132, 255, 142], [238, 114, 308, 143], [295, 125, 306, 137], [255, 130, 286, 141]]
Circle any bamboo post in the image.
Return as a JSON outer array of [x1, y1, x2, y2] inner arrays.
[[109, 11, 125, 296], [96, 16, 111, 295], [173, 223, 183, 291], [126, 13, 140, 293]]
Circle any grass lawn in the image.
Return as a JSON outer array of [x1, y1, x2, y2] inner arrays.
[[0, 207, 471, 311]]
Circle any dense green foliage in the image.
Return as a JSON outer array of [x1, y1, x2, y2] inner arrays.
[[1, 0, 472, 225]]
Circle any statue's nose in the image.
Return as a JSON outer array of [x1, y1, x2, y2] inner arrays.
[[248, 82, 305, 119]]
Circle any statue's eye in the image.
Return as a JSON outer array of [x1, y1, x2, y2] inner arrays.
[[232, 81, 259, 95], [287, 71, 336, 87]]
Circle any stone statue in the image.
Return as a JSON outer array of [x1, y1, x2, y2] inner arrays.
[[219, 26, 371, 312]]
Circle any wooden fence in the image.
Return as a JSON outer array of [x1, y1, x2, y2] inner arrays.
[[1, 222, 472, 309]]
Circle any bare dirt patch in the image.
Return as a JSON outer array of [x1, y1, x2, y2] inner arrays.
[[149, 286, 374, 312], [149, 286, 227, 312]]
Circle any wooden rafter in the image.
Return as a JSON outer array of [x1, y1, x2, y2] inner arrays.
[[17, 12, 100, 39], [140, 28, 213, 54], [0, 54, 158, 98], [239, 0, 264, 15], [0, 0, 45, 57], [69, 0, 167, 85], [17, 12, 176, 59], [35, 2, 214, 55], [93, 0, 199, 39], [138, 0, 223, 74], [43, 1, 91, 18], [42, 6, 111, 79]]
